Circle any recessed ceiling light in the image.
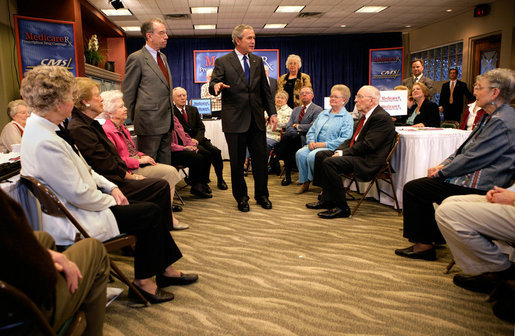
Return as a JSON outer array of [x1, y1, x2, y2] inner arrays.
[[446, 9, 453, 12], [275, 6, 305, 13], [194, 24, 216, 30], [101, 8, 133, 16], [355, 6, 388, 13], [264, 24, 287, 29], [121, 26, 140, 32], [405, 25, 411, 28], [340, 24, 346, 28], [191, 7, 218, 14]]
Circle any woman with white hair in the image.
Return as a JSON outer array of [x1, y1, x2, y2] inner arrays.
[[277, 54, 312, 109], [0, 99, 30, 152], [100, 90, 187, 230]]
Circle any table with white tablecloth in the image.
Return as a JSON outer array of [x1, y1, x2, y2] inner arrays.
[[357, 127, 471, 209], [203, 119, 229, 160]]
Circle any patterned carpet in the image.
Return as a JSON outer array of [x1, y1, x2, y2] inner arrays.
[[104, 163, 514, 335]]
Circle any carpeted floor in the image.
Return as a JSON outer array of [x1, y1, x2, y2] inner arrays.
[[104, 163, 514, 335]]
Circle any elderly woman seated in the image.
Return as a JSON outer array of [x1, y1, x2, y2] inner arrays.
[[0, 99, 30, 153], [266, 90, 292, 173], [395, 68, 515, 261], [20, 65, 198, 305], [67, 77, 187, 230], [294, 84, 353, 193], [171, 114, 213, 199], [100, 90, 187, 230]]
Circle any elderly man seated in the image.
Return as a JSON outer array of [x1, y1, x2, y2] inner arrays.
[[306, 85, 396, 219], [172, 87, 228, 190], [276, 86, 323, 186], [0, 189, 109, 335], [435, 185, 515, 322]]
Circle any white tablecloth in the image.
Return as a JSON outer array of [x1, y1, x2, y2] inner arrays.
[[357, 127, 471, 209], [203, 119, 229, 160]]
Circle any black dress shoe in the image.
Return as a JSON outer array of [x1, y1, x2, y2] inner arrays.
[[256, 196, 272, 209], [203, 184, 212, 194], [128, 282, 174, 304], [217, 180, 228, 190], [317, 207, 351, 219], [394, 245, 436, 261], [172, 204, 183, 212], [190, 186, 213, 198], [453, 273, 495, 294], [281, 176, 291, 186], [156, 273, 199, 287], [306, 201, 334, 209], [238, 200, 250, 212]]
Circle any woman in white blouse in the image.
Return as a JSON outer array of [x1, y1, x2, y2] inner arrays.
[[0, 100, 30, 152]]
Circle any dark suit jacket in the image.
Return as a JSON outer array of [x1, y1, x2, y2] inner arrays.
[[336, 105, 396, 180], [269, 77, 277, 96], [285, 102, 323, 135], [122, 46, 173, 135], [209, 50, 276, 133], [407, 99, 441, 127], [68, 108, 128, 184], [173, 105, 206, 141], [438, 80, 474, 116]]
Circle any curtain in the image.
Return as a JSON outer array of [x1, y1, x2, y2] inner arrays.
[[127, 32, 401, 111]]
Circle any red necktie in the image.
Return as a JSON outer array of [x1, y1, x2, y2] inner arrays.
[[181, 108, 188, 123], [157, 52, 170, 86], [350, 117, 365, 147], [298, 105, 306, 123]]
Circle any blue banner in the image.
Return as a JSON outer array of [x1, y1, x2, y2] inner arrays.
[[15, 16, 77, 78], [194, 49, 279, 83], [369, 47, 403, 90]]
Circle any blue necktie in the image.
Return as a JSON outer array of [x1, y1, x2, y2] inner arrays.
[[242, 55, 250, 84]]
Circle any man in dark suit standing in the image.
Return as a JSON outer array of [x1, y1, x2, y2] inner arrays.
[[209, 24, 277, 212], [307, 85, 396, 219], [402, 59, 435, 97], [277, 86, 323, 186], [438, 68, 475, 122], [123, 18, 173, 165], [172, 87, 228, 190]]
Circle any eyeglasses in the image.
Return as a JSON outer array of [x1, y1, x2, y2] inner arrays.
[[329, 95, 343, 99], [300, 91, 313, 96], [355, 94, 372, 99], [474, 83, 494, 90]]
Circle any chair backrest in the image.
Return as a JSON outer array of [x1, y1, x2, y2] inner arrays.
[[20, 176, 91, 239], [384, 133, 401, 165], [0, 280, 56, 336]]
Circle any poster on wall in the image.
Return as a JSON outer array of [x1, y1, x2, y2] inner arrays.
[[14, 15, 78, 79], [369, 47, 403, 90], [193, 49, 279, 83]]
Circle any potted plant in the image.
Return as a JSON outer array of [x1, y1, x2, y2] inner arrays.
[[85, 35, 104, 66]]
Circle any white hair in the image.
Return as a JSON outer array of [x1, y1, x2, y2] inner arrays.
[[100, 90, 123, 119]]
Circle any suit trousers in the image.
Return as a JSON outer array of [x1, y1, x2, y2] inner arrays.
[[170, 149, 211, 185], [276, 132, 303, 175], [318, 154, 358, 209], [137, 132, 172, 165], [312, 150, 333, 187], [436, 194, 515, 275], [224, 120, 268, 202], [198, 138, 224, 179], [36, 232, 109, 336], [403, 177, 485, 244], [110, 201, 182, 279]]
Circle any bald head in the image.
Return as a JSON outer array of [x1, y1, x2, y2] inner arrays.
[[354, 85, 380, 114]]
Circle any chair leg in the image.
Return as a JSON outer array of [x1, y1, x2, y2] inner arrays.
[[351, 178, 377, 217], [174, 190, 184, 205], [386, 168, 401, 214], [110, 260, 150, 306], [444, 259, 455, 274]]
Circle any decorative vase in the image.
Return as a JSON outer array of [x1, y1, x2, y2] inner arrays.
[[105, 61, 115, 72]]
